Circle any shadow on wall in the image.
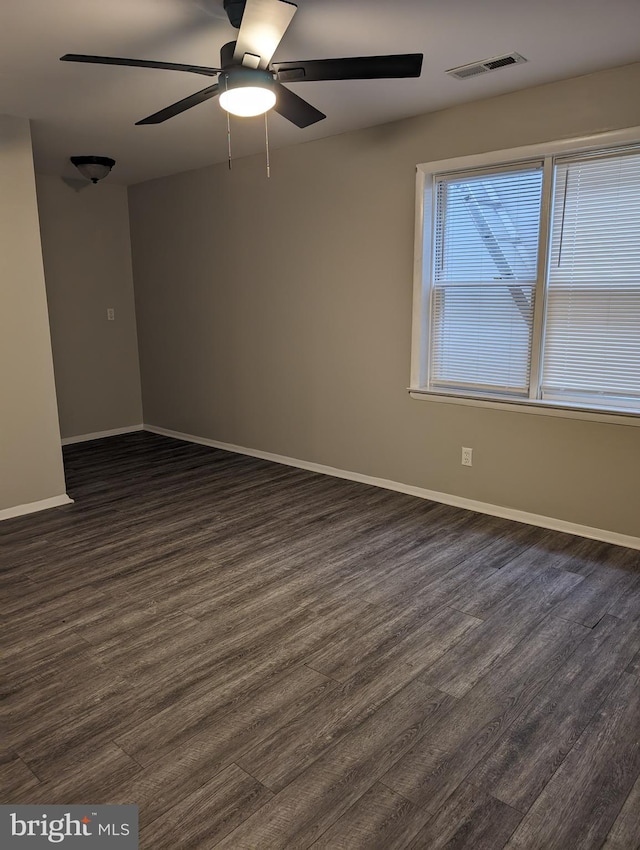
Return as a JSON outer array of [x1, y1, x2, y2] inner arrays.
[[61, 177, 91, 193]]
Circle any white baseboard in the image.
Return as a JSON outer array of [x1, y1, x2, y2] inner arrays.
[[61, 425, 144, 446], [0, 494, 74, 521], [145, 423, 640, 551]]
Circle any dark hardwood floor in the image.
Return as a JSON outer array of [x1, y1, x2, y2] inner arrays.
[[2, 432, 639, 849]]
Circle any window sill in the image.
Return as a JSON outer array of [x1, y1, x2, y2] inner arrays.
[[408, 388, 640, 427]]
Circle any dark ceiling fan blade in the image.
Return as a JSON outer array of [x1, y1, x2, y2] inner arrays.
[[273, 53, 423, 82], [60, 54, 219, 76], [273, 82, 325, 128], [233, 0, 297, 70], [135, 84, 220, 125]]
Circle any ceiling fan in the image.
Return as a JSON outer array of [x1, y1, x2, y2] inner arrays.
[[60, 0, 423, 129]]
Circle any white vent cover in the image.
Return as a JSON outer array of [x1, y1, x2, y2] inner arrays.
[[446, 52, 527, 80]]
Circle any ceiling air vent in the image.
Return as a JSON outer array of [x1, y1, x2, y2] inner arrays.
[[446, 52, 527, 81]]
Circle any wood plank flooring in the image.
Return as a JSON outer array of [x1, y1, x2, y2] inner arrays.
[[2, 431, 639, 849]]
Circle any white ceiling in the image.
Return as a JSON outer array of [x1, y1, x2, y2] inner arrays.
[[1, 0, 639, 185]]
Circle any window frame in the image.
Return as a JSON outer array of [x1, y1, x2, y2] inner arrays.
[[410, 125, 640, 427]]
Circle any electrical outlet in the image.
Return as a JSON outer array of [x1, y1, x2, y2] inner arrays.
[[461, 447, 473, 466], [107, 308, 115, 321]]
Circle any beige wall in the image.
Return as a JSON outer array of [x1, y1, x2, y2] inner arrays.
[[0, 115, 67, 512], [129, 63, 640, 539], [36, 175, 142, 439]]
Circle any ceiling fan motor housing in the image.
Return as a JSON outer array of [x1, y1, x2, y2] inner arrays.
[[219, 41, 274, 87], [220, 40, 239, 69], [219, 65, 275, 92]]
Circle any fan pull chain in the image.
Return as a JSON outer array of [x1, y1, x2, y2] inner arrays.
[[265, 111, 271, 178], [227, 111, 232, 171]]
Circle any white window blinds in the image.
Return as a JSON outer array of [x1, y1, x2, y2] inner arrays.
[[430, 165, 543, 395], [542, 151, 640, 410]]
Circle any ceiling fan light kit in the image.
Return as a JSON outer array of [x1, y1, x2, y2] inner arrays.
[[70, 155, 116, 183], [218, 66, 276, 117]]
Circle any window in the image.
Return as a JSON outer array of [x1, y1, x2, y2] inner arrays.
[[411, 130, 640, 420]]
